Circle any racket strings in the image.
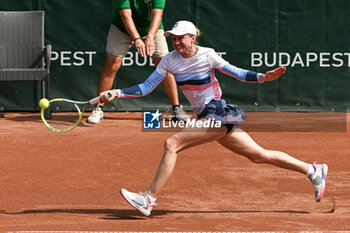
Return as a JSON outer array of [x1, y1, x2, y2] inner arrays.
[[44, 101, 83, 131]]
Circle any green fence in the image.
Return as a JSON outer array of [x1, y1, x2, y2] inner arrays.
[[0, 0, 349, 112]]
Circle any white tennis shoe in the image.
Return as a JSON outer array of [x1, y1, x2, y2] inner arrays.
[[87, 106, 103, 124], [120, 188, 157, 216], [308, 163, 328, 202], [173, 105, 190, 122]]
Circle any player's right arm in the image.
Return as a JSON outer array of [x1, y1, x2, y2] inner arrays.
[[99, 70, 166, 103], [99, 55, 170, 103]]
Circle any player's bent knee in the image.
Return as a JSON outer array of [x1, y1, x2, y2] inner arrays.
[[164, 136, 181, 152], [164, 137, 178, 153]]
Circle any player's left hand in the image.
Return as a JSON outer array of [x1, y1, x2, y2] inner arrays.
[[260, 67, 286, 82], [99, 90, 117, 104]]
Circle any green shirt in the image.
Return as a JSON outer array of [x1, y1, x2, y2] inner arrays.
[[112, 0, 165, 37]]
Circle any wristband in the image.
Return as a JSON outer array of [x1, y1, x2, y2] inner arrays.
[[129, 37, 142, 48], [114, 89, 122, 98], [258, 73, 265, 83]]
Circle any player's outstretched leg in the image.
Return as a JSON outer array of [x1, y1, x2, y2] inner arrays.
[[217, 127, 328, 202], [308, 163, 328, 202]]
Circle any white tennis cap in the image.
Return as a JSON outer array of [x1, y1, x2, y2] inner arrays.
[[164, 20, 197, 37]]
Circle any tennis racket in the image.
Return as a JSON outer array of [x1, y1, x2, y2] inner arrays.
[[40, 96, 101, 133]]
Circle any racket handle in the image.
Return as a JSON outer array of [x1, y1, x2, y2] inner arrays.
[[89, 96, 100, 105], [89, 92, 112, 105]]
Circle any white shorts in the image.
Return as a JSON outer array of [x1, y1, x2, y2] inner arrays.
[[106, 24, 169, 58]]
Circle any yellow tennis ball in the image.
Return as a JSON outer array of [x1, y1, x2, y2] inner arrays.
[[39, 98, 49, 109]]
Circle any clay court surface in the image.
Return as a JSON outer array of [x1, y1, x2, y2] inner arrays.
[[0, 111, 349, 232]]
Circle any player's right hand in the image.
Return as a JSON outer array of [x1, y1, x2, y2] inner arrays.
[[99, 90, 117, 104]]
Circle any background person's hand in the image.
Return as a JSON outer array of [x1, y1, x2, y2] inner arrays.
[[145, 35, 155, 56], [134, 38, 146, 57]]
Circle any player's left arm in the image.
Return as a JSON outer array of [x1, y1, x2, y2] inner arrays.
[[219, 64, 286, 83], [209, 50, 286, 83], [219, 63, 263, 83]]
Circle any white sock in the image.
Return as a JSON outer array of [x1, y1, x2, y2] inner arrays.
[[145, 192, 156, 203], [307, 164, 315, 177]]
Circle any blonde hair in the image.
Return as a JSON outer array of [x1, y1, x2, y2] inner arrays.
[[193, 28, 200, 45], [196, 28, 201, 37]]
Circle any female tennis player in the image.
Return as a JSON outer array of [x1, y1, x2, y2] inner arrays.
[[99, 20, 328, 217]]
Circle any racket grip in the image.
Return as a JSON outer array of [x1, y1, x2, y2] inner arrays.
[[89, 96, 100, 105], [89, 92, 112, 105]]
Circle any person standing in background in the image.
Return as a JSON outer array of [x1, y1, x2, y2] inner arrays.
[[88, 0, 189, 124]]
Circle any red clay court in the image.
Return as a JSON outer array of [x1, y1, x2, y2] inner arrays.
[[0, 111, 349, 231]]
